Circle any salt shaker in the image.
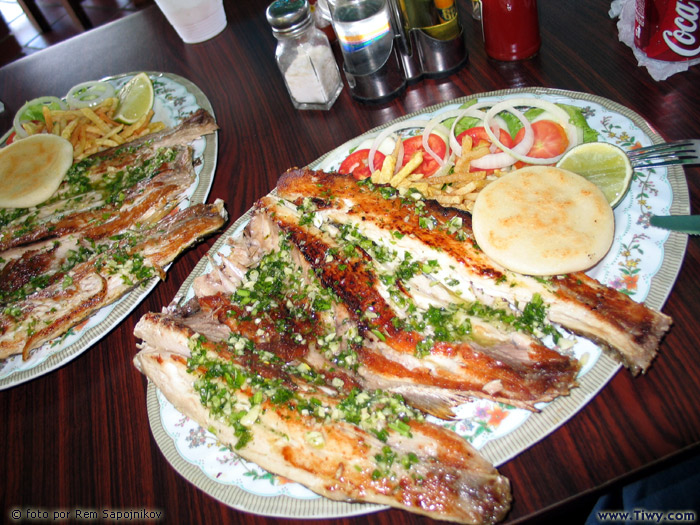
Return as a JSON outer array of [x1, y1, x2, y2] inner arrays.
[[266, 0, 343, 110]]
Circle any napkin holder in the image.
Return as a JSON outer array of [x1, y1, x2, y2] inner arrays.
[[343, 42, 407, 103], [344, 1, 468, 102], [402, 27, 467, 80]]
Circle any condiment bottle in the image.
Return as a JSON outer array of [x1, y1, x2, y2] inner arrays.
[[266, 0, 343, 110], [329, 0, 395, 76], [434, 0, 457, 24], [471, 0, 481, 20], [310, 0, 336, 42], [481, 0, 540, 61], [396, 0, 461, 40]]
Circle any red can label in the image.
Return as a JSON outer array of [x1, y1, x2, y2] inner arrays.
[[635, 0, 700, 61]]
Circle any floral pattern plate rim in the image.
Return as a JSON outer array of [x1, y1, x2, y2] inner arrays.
[[146, 87, 688, 519], [0, 71, 218, 389]]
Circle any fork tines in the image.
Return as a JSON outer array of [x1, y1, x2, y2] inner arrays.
[[626, 139, 696, 158], [627, 139, 699, 168]]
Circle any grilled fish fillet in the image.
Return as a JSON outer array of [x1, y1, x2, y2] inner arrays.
[[0, 147, 198, 295], [263, 196, 580, 411], [134, 308, 512, 524], [0, 109, 217, 251], [0, 201, 227, 360], [134, 166, 671, 523], [0, 109, 223, 361], [274, 169, 672, 375], [195, 203, 580, 415]]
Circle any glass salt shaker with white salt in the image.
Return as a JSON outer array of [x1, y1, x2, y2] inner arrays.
[[266, 0, 343, 110]]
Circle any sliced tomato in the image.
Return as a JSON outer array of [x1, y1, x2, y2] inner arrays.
[[400, 134, 446, 177], [339, 149, 386, 180], [456, 127, 515, 173], [6, 131, 16, 145], [457, 126, 514, 151], [514, 120, 569, 159]]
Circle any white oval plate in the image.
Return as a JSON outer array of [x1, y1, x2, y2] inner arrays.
[[147, 87, 688, 519], [0, 71, 218, 389]]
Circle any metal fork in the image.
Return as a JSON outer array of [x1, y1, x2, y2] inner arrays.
[[626, 139, 700, 168]]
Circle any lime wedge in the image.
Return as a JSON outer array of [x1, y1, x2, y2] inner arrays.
[[113, 72, 154, 125], [556, 141, 633, 208]]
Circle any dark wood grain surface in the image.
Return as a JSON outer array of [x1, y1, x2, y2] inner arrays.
[[1, 1, 699, 523]]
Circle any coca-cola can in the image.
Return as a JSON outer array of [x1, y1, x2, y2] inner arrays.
[[634, 0, 700, 61]]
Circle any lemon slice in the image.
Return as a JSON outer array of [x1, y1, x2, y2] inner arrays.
[[113, 72, 154, 125], [556, 142, 633, 208]]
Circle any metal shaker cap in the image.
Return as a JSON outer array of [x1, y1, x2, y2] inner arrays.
[[266, 0, 312, 35]]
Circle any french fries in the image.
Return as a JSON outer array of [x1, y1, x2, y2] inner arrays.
[[21, 97, 165, 161], [370, 134, 507, 212]]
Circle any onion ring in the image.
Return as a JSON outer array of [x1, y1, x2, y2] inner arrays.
[[66, 81, 116, 109], [481, 98, 579, 165], [368, 119, 432, 176], [13, 96, 68, 138], [421, 116, 452, 169]]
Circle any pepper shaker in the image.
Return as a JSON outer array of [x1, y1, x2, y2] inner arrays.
[[266, 0, 343, 110]]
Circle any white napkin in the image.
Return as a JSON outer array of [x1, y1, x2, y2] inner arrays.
[[610, 0, 700, 81]]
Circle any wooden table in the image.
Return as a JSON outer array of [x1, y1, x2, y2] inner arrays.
[[16, 0, 93, 33], [1, 1, 699, 523]]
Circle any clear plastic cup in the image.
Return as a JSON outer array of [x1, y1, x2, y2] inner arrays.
[[154, 0, 227, 44], [331, 0, 394, 76]]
